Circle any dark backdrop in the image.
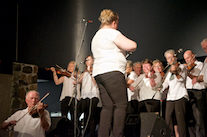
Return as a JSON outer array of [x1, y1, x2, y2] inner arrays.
[[1, 0, 207, 112], [1, 0, 207, 69]]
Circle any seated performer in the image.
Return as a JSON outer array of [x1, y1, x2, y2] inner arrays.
[[0, 90, 51, 137], [130, 58, 161, 113], [161, 49, 188, 137]]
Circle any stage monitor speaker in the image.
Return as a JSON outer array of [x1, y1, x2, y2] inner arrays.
[[124, 114, 140, 137], [140, 112, 173, 137], [46, 117, 74, 137]]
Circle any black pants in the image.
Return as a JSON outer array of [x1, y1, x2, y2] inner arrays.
[[61, 96, 75, 121], [77, 97, 99, 137], [95, 71, 128, 137], [138, 99, 160, 113], [165, 97, 187, 137], [187, 89, 206, 137], [126, 100, 139, 114]]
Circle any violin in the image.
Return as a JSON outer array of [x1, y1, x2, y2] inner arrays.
[[29, 104, 48, 118], [185, 53, 197, 72], [45, 68, 72, 77], [170, 62, 181, 79], [145, 69, 155, 78], [186, 62, 196, 72], [160, 71, 165, 78]]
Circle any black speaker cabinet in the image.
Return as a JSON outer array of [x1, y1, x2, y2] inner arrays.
[[125, 114, 140, 137], [46, 117, 74, 137], [140, 112, 172, 137]]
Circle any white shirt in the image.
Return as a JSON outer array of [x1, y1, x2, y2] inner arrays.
[[60, 76, 80, 101], [186, 60, 206, 89], [91, 28, 126, 77], [131, 71, 162, 101], [127, 71, 139, 101], [161, 64, 189, 101], [4, 108, 51, 137], [81, 72, 99, 99], [201, 59, 207, 84]]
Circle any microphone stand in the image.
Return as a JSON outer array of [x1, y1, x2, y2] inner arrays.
[[72, 20, 89, 137]]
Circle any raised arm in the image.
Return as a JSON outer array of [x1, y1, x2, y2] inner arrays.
[[114, 34, 137, 52]]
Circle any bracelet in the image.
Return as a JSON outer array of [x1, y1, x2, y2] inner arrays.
[[53, 73, 57, 76]]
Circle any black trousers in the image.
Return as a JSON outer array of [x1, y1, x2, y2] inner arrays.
[[138, 99, 160, 113], [77, 97, 99, 137], [165, 97, 187, 137], [126, 100, 139, 114], [61, 96, 75, 121], [95, 71, 128, 137], [187, 89, 206, 137]]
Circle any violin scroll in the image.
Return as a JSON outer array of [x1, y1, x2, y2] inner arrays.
[[146, 69, 155, 78]]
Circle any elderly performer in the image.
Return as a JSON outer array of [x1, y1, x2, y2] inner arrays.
[[196, 38, 207, 84], [0, 90, 51, 137], [161, 49, 188, 137], [126, 61, 142, 114], [183, 50, 206, 136], [130, 58, 161, 113]]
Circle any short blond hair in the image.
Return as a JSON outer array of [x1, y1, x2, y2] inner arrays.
[[153, 59, 164, 70], [99, 9, 119, 27]]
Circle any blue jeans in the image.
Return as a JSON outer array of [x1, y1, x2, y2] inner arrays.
[[95, 71, 128, 137]]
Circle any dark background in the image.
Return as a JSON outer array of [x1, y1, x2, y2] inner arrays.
[[1, 0, 207, 112]]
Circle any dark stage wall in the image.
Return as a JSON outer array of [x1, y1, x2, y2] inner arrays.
[[1, 0, 207, 69]]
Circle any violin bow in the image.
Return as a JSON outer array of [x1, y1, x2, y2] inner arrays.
[[56, 64, 73, 76], [56, 64, 65, 71]]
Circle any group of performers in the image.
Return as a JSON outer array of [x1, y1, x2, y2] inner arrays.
[[1, 8, 207, 137], [127, 48, 207, 137]]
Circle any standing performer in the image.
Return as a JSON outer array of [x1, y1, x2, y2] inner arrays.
[[125, 60, 133, 78], [77, 55, 99, 137], [50, 61, 80, 121], [183, 50, 206, 136], [196, 38, 207, 84], [91, 9, 137, 137], [0, 90, 51, 137], [161, 49, 188, 137], [126, 61, 142, 114], [153, 59, 165, 78], [130, 59, 161, 113]]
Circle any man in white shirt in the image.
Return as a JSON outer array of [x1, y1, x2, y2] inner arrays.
[[161, 49, 188, 137], [184, 50, 206, 136], [0, 90, 51, 137], [197, 38, 207, 84], [127, 61, 142, 114]]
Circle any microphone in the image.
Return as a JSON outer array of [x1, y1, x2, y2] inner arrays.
[[80, 58, 89, 64], [83, 19, 93, 23]]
